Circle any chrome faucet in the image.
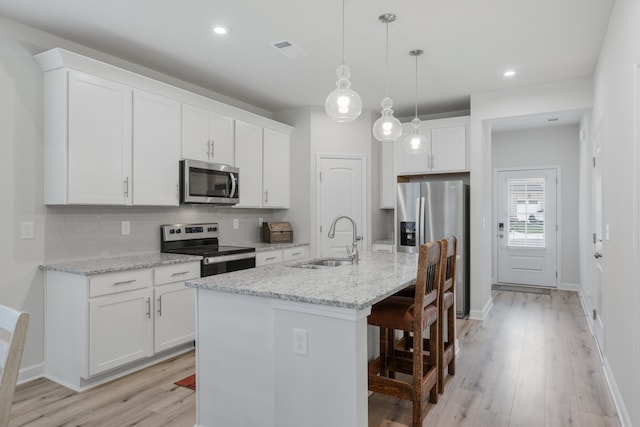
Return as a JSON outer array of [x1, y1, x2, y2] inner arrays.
[[327, 215, 362, 264]]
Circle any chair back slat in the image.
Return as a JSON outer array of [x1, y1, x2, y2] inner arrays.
[[0, 305, 29, 427], [413, 241, 446, 334], [442, 236, 458, 293]]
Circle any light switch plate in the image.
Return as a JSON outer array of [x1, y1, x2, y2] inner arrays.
[[20, 222, 34, 240], [121, 221, 131, 235], [233, 218, 239, 229]]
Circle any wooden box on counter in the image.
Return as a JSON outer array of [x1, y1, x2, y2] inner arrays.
[[262, 222, 293, 243]]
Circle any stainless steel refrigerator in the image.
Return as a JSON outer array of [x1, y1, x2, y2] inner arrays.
[[397, 179, 470, 318]]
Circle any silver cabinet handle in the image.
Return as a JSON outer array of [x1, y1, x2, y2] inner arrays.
[[291, 252, 301, 256], [146, 297, 151, 319], [171, 271, 190, 276], [211, 139, 215, 158], [113, 279, 136, 286], [264, 190, 269, 204], [206, 140, 211, 157], [157, 296, 162, 316], [265, 256, 277, 261], [124, 177, 129, 197]]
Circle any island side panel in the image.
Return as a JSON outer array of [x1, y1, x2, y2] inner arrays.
[[272, 301, 370, 427], [195, 289, 275, 427]]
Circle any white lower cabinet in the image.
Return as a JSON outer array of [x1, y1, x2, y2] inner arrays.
[[256, 245, 309, 266], [45, 261, 200, 390], [89, 287, 153, 376]]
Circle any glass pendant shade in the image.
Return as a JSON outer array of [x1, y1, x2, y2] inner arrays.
[[403, 117, 428, 154], [325, 65, 362, 122], [373, 97, 402, 141]]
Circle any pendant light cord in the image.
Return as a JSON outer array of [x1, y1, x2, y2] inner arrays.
[[385, 22, 389, 97], [414, 53, 418, 119], [341, 0, 345, 66]]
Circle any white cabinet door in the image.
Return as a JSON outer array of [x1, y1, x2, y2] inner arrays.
[[133, 90, 180, 206], [181, 104, 234, 165], [263, 129, 290, 208], [431, 126, 466, 172], [209, 112, 235, 166], [181, 104, 211, 162], [380, 141, 395, 209], [68, 70, 132, 204], [89, 288, 153, 376], [154, 283, 196, 353], [234, 121, 263, 207], [395, 124, 430, 175]]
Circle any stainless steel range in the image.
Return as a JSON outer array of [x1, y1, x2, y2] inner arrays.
[[160, 223, 255, 277]]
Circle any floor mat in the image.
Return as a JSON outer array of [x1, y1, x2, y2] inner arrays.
[[174, 373, 196, 391], [492, 284, 551, 295]]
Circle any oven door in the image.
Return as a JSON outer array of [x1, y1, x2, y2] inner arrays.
[[202, 253, 256, 276], [181, 159, 239, 205]]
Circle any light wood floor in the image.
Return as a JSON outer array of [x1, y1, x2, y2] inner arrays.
[[9, 289, 620, 427]]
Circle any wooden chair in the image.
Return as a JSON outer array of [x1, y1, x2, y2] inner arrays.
[[0, 305, 29, 427], [367, 240, 445, 427], [438, 236, 457, 393]]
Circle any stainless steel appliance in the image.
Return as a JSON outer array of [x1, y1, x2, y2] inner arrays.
[[397, 179, 470, 317], [180, 160, 239, 205], [161, 223, 255, 276]]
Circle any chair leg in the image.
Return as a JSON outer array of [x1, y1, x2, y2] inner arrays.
[[412, 395, 423, 427], [429, 320, 439, 404], [447, 306, 456, 375], [438, 309, 445, 394], [379, 327, 388, 377]]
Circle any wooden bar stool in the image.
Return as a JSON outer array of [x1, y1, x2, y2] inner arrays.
[[367, 240, 445, 427], [438, 236, 457, 393]]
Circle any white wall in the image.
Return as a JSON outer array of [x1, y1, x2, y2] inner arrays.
[[468, 79, 593, 320], [590, 0, 640, 424], [492, 124, 581, 286]]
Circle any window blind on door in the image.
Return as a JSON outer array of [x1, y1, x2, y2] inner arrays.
[[506, 177, 545, 248]]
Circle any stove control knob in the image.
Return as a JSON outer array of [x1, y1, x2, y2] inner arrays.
[[176, 229, 182, 234], [169, 229, 175, 234]]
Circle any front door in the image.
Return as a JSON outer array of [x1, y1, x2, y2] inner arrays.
[[497, 168, 558, 287], [317, 156, 365, 258]]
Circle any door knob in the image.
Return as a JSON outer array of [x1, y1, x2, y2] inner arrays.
[[499, 233, 504, 238], [594, 252, 603, 259]]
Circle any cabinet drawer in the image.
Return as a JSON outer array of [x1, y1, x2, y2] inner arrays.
[[89, 269, 153, 297], [154, 262, 200, 286], [282, 246, 309, 261], [372, 243, 395, 253], [256, 250, 283, 266]]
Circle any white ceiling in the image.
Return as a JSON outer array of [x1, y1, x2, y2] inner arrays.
[[0, 0, 615, 118]]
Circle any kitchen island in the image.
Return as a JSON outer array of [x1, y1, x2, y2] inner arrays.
[[186, 251, 419, 427]]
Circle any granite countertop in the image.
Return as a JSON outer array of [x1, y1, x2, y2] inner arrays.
[[186, 251, 419, 310], [228, 242, 309, 252], [41, 253, 202, 275]]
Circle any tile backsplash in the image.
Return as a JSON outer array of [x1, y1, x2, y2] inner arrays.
[[45, 205, 281, 262]]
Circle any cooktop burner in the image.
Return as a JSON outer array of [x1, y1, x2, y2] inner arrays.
[[165, 245, 255, 258]]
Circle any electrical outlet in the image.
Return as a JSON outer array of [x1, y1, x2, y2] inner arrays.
[[121, 221, 131, 235], [293, 328, 308, 356], [20, 222, 34, 240], [233, 218, 239, 229], [258, 217, 264, 228]]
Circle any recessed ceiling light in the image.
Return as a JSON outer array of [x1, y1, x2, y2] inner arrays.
[[212, 26, 228, 35], [503, 70, 516, 77]]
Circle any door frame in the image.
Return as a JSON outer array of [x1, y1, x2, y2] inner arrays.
[[315, 154, 368, 257], [492, 165, 562, 287]]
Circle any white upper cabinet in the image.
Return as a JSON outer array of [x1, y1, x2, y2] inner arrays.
[[263, 128, 290, 208], [395, 116, 468, 176], [133, 90, 180, 206], [234, 121, 264, 208], [181, 104, 234, 166], [66, 71, 132, 205], [235, 123, 290, 209]]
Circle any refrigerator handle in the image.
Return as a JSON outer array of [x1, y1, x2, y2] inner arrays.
[[420, 197, 426, 245], [415, 198, 421, 247]]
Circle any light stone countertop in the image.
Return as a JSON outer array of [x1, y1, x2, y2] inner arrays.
[[41, 253, 202, 275], [226, 242, 309, 252], [186, 251, 419, 310]]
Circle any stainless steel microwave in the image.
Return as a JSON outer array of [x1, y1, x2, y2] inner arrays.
[[180, 160, 239, 205]]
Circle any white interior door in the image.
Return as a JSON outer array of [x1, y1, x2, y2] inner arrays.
[[497, 168, 558, 287], [317, 156, 365, 258], [592, 126, 604, 348]]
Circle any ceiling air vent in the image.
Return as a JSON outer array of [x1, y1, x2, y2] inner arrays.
[[271, 40, 308, 59]]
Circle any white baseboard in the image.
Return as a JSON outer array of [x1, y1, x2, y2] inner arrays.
[[603, 357, 632, 427], [469, 297, 493, 321], [18, 362, 45, 385], [558, 282, 580, 292], [576, 288, 630, 426]]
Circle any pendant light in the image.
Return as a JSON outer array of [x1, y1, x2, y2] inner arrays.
[[403, 49, 428, 154], [372, 13, 402, 142], [325, 0, 362, 122]]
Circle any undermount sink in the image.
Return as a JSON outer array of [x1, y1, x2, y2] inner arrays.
[[293, 258, 353, 269]]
